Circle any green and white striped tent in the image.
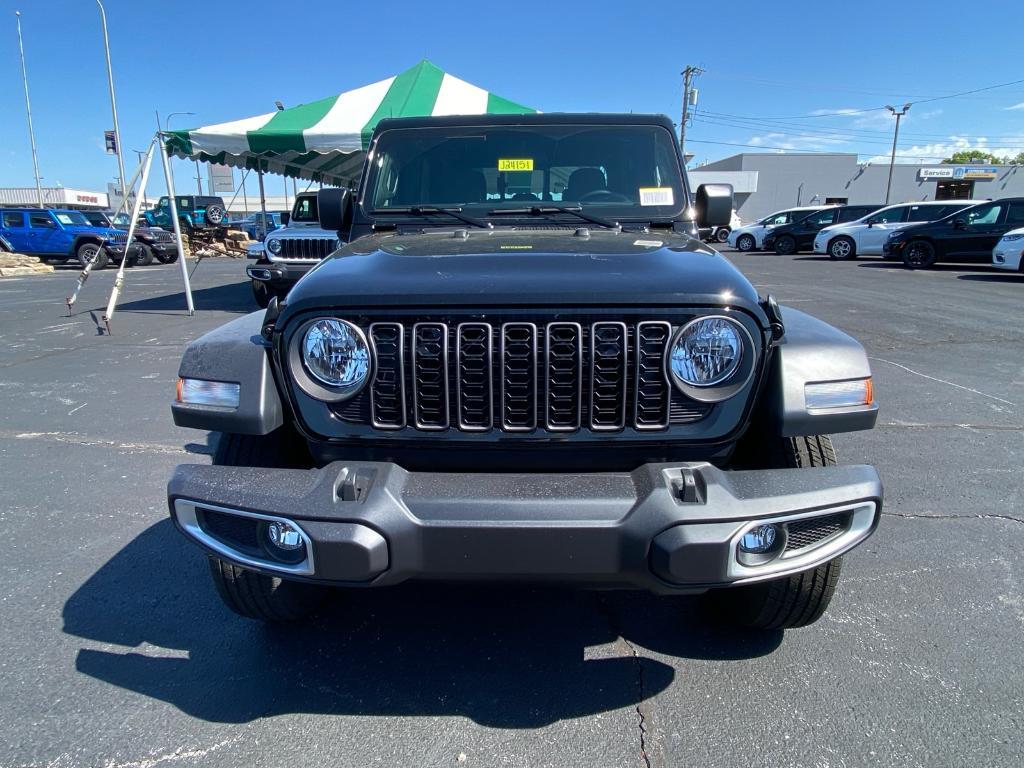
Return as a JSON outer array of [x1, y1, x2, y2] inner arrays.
[[164, 60, 536, 187]]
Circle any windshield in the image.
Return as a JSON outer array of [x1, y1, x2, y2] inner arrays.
[[55, 212, 89, 226], [292, 196, 319, 222], [362, 124, 686, 222]]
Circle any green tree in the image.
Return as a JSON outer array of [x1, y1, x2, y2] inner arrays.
[[942, 149, 1010, 164]]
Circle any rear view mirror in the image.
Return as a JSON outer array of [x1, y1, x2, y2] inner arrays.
[[280, 211, 290, 226], [317, 188, 353, 234], [694, 184, 734, 228]]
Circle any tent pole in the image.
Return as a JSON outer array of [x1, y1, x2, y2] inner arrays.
[[258, 167, 268, 222], [242, 170, 249, 217], [156, 112, 194, 316], [102, 138, 157, 334]]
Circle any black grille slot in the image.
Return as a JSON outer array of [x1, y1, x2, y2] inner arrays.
[[198, 509, 260, 551], [634, 321, 672, 429], [412, 323, 449, 429], [457, 323, 493, 431], [369, 323, 406, 429], [545, 322, 582, 431], [785, 512, 850, 552], [501, 323, 538, 431], [590, 322, 628, 430]]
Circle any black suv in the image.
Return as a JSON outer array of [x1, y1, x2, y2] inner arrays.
[[168, 113, 882, 632], [763, 204, 884, 255], [82, 210, 180, 266], [884, 198, 1024, 268]]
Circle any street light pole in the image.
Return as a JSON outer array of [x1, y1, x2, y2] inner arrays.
[[885, 103, 911, 205], [95, 0, 127, 206], [15, 11, 44, 208]]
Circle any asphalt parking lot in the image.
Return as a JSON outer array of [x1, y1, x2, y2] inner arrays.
[[1, 252, 1021, 768]]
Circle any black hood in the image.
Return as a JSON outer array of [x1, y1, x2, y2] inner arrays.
[[283, 228, 763, 319]]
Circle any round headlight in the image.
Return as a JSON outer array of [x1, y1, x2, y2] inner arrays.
[[301, 319, 371, 395], [266, 237, 282, 255], [669, 316, 744, 388]]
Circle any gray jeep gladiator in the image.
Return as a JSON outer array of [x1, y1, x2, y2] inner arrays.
[[168, 113, 881, 630]]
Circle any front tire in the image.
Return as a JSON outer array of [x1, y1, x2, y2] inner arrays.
[[903, 240, 936, 269], [207, 430, 326, 622], [774, 235, 797, 255], [251, 279, 271, 308], [713, 435, 844, 630], [133, 244, 155, 267], [736, 233, 755, 252], [155, 251, 179, 264], [76, 242, 108, 270], [715, 227, 731, 243], [828, 236, 856, 260]]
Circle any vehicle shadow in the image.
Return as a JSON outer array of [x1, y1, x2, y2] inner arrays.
[[855, 261, 973, 271], [115, 281, 255, 315], [63, 520, 782, 727], [957, 273, 1024, 283]]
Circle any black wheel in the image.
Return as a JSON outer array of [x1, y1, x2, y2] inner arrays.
[[76, 241, 108, 270], [155, 251, 179, 264], [774, 235, 797, 255], [828, 236, 856, 260], [712, 435, 844, 630], [208, 430, 326, 622], [736, 233, 756, 252], [715, 227, 731, 243], [718, 558, 844, 630], [251, 279, 271, 308], [133, 244, 155, 267], [903, 240, 936, 270], [204, 204, 226, 226]]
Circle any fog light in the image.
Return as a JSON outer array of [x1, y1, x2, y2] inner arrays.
[[267, 521, 304, 550], [739, 524, 780, 554]]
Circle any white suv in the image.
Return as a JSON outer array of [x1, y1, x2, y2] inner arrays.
[[992, 227, 1024, 272], [813, 200, 981, 260], [727, 206, 833, 252]]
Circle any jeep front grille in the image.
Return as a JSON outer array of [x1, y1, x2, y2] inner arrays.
[[356, 319, 712, 434], [276, 238, 338, 261]]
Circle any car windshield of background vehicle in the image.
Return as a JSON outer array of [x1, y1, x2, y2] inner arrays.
[[292, 196, 319, 222], [364, 124, 686, 222], [55, 212, 89, 226]]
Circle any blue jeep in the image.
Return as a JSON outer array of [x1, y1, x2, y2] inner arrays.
[[143, 195, 227, 234], [0, 208, 129, 269]]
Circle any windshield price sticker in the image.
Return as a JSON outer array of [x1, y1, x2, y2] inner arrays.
[[638, 187, 674, 206], [498, 158, 534, 172]]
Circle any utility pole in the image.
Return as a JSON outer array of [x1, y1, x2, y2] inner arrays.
[[15, 11, 44, 208], [680, 65, 704, 162], [885, 104, 911, 205], [95, 1, 127, 205]]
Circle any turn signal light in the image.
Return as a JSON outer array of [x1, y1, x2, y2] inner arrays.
[[176, 377, 240, 409], [805, 378, 873, 411]]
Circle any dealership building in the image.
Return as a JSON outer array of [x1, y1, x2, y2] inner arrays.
[[690, 154, 1024, 223]]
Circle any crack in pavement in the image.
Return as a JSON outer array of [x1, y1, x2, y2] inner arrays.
[[882, 511, 1024, 526], [869, 356, 1015, 407], [877, 421, 1024, 432], [596, 596, 653, 768]]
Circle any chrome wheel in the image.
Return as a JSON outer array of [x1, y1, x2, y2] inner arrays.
[[829, 238, 853, 260], [736, 234, 755, 252]]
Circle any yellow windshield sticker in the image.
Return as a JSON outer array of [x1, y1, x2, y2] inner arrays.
[[498, 158, 534, 172], [639, 187, 674, 206]]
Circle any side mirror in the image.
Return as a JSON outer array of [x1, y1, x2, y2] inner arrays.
[[317, 188, 353, 234], [280, 211, 290, 226], [952, 218, 966, 229], [866, 219, 876, 227], [694, 183, 734, 228]]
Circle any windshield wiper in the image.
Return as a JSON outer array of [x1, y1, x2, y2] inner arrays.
[[372, 206, 492, 229], [488, 205, 619, 229]]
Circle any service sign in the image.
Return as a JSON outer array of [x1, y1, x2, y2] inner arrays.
[[918, 168, 954, 180]]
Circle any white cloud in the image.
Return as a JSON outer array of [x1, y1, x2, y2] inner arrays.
[[917, 109, 943, 120], [1005, 102, 1024, 111], [864, 134, 1024, 164], [748, 132, 851, 152]]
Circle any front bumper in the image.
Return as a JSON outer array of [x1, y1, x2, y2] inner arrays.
[[168, 460, 882, 593], [882, 240, 905, 258], [993, 246, 1023, 271], [246, 259, 315, 287]]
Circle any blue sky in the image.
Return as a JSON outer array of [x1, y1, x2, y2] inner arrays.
[[2, 0, 1024, 199]]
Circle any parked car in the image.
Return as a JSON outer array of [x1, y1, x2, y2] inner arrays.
[[0, 207, 128, 269], [763, 204, 884, 255], [82, 210, 180, 266], [704, 210, 743, 244], [245, 191, 342, 307], [992, 226, 1024, 273], [143, 195, 227, 234], [813, 201, 983, 260], [232, 211, 285, 242], [883, 198, 1024, 269], [169, 112, 882, 631], [727, 206, 832, 252]]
